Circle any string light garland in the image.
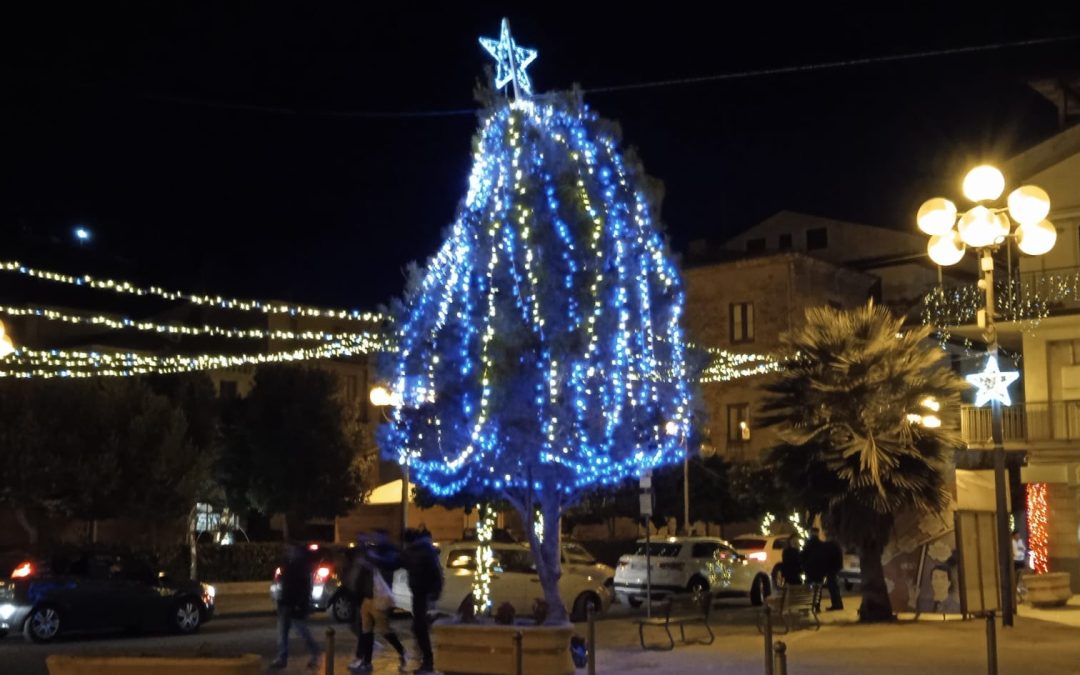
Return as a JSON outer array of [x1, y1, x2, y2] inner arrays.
[[473, 504, 496, 616], [700, 349, 781, 383], [1027, 482, 1049, 574], [0, 260, 389, 323], [0, 338, 373, 379]]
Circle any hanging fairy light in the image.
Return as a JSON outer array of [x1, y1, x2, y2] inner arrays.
[[473, 504, 496, 616], [1027, 483, 1049, 574]]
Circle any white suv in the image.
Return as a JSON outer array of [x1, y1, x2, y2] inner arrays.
[[392, 541, 614, 622], [614, 536, 772, 606], [728, 534, 795, 587]]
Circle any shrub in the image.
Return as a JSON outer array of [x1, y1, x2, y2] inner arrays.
[[494, 601, 516, 625]]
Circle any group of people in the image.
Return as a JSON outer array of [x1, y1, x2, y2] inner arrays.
[[778, 527, 845, 611], [271, 528, 443, 673]]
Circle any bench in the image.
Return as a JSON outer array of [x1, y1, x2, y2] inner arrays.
[[634, 593, 714, 650], [759, 583, 821, 635]]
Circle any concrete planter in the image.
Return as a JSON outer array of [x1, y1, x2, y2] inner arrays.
[[433, 620, 575, 675], [46, 654, 261, 675], [1025, 572, 1073, 607]]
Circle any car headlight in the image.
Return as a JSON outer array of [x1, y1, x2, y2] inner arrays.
[[0, 603, 15, 620], [201, 583, 216, 600]]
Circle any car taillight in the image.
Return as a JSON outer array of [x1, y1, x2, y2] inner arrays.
[[11, 562, 32, 579], [748, 551, 768, 561], [658, 562, 685, 571], [315, 566, 331, 581], [274, 567, 282, 580]]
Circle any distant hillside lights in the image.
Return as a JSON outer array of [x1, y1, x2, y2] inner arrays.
[[0, 319, 15, 358]]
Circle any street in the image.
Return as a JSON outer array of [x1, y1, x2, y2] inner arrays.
[[6, 595, 1080, 674]]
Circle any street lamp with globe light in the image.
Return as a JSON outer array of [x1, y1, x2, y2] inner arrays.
[[917, 164, 1055, 628], [370, 385, 408, 539]]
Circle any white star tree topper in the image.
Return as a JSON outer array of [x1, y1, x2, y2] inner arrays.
[[479, 18, 538, 97], [966, 355, 1020, 407]]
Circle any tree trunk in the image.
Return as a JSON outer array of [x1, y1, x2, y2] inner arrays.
[[281, 514, 290, 542], [532, 500, 568, 625], [13, 506, 38, 547], [858, 538, 894, 622]]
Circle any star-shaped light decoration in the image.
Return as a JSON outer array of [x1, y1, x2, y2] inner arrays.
[[966, 354, 1020, 407], [479, 18, 538, 97]]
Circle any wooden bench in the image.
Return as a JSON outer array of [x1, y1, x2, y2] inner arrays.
[[759, 583, 821, 635], [634, 593, 714, 651]]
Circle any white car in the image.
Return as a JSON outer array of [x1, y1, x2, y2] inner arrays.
[[728, 534, 795, 587], [613, 536, 772, 606], [392, 541, 614, 622]]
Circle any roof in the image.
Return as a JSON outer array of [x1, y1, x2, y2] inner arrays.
[[1004, 121, 1080, 183]]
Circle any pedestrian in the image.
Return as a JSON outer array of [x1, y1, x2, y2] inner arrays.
[[801, 528, 826, 611], [779, 538, 804, 586], [401, 528, 443, 674], [347, 534, 407, 673], [820, 537, 844, 611], [270, 543, 321, 670], [1012, 530, 1027, 573]]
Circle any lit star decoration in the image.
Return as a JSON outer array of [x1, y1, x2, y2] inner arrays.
[[966, 355, 1020, 407], [479, 18, 538, 97], [380, 95, 692, 503]]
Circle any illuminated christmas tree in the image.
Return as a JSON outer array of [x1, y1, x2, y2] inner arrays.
[[381, 20, 691, 624]]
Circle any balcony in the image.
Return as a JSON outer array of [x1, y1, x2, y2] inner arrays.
[[961, 400, 1080, 446]]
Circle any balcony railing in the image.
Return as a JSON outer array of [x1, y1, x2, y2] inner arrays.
[[960, 400, 1080, 445]]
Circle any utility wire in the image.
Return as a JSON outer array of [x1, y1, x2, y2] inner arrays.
[[138, 34, 1080, 119]]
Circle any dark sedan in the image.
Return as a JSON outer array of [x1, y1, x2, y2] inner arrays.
[[0, 552, 215, 642]]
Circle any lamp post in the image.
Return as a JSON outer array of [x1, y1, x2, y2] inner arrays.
[[370, 385, 408, 541], [918, 164, 1056, 627]]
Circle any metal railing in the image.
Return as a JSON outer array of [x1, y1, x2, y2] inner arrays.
[[960, 400, 1080, 444]]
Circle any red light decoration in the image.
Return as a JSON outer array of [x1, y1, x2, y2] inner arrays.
[[1027, 482, 1049, 574]]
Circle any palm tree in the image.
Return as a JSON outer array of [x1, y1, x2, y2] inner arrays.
[[759, 302, 965, 622]]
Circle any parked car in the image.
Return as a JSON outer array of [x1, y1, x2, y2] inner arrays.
[[391, 540, 614, 622], [728, 534, 795, 588], [0, 552, 215, 643], [269, 544, 357, 623], [613, 536, 772, 606], [839, 548, 861, 590]]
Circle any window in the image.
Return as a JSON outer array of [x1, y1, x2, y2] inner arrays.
[[730, 538, 766, 550], [728, 404, 751, 444], [806, 227, 828, 250], [500, 549, 537, 574], [772, 538, 790, 550], [562, 543, 596, 565], [447, 550, 476, 570], [219, 380, 238, 399], [730, 302, 754, 343], [746, 237, 766, 252], [691, 542, 720, 559], [634, 543, 682, 557], [778, 233, 793, 250]]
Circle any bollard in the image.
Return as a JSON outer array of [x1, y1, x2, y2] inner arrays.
[[513, 630, 524, 675], [762, 604, 774, 675], [774, 641, 787, 675], [985, 612, 997, 675], [325, 626, 335, 675], [587, 604, 597, 675]]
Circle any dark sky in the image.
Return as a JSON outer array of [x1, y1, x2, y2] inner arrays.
[[4, 4, 1080, 312]]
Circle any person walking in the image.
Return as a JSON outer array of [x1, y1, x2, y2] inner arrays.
[[347, 536, 407, 673], [401, 528, 443, 674], [801, 528, 826, 611], [270, 543, 321, 670], [1012, 530, 1027, 604], [820, 537, 845, 611]]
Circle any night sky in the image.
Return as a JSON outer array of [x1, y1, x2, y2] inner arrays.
[[4, 5, 1080, 312]]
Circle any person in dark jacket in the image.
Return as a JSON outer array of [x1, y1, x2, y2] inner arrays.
[[779, 539, 804, 586], [347, 533, 407, 673], [820, 538, 845, 611], [402, 528, 443, 674], [271, 543, 321, 670], [801, 528, 826, 586]]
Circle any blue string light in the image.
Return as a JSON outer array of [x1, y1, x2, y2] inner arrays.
[[381, 93, 691, 502]]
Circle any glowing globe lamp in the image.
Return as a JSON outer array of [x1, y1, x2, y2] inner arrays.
[[917, 198, 958, 235], [927, 230, 966, 266], [1016, 219, 1057, 256], [1006, 185, 1051, 227], [962, 165, 1005, 203], [957, 206, 1009, 248]]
